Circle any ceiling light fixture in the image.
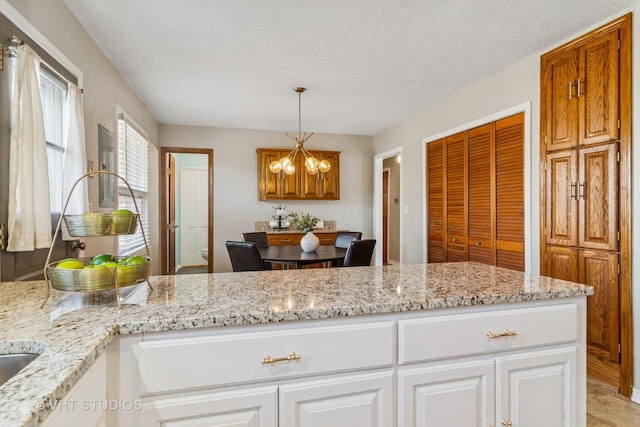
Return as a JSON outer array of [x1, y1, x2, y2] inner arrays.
[[269, 87, 330, 176]]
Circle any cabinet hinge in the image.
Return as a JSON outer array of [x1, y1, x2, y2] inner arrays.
[[618, 118, 621, 129], [618, 39, 621, 50], [166, 167, 172, 175], [619, 343, 622, 354], [618, 264, 621, 275], [617, 151, 620, 162]]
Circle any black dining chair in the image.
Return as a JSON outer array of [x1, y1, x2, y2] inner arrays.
[[334, 231, 363, 248], [225, 241, 272, 272], [342, 239, 376, 267], [241, 231, 270, 248]]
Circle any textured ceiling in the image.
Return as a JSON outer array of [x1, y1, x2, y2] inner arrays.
[[62, 0, 635, 136]]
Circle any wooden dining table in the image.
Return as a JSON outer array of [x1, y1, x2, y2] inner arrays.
[[259, 245, 347, 269]]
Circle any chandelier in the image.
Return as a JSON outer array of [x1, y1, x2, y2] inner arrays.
[[269, 87, 331, 176]]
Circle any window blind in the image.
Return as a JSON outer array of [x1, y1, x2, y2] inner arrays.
[[117, 115, 150, 256]]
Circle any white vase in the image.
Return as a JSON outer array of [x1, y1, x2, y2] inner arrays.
[[300, 231, 320, 252]]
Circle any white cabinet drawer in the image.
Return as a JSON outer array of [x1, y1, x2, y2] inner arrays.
[[398, 304, 577, 364], [136, 322, 394, 395]]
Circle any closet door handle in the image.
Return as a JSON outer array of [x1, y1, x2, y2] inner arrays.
[[452, 236, 458, 242], [475, 240, 482, 245], [577, 78, 584, 97]]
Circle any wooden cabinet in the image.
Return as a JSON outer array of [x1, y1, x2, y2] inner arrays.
[[540, 15, 630, 392], [426, 113, 524, 270], [545, 143, 618, 250], [542, 28, 619, 151], [267, 232, 336, 246], [257, 149, 340, 200]]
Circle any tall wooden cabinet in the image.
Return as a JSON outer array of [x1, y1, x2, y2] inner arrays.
[[540, 14, 631, 394], [257, 149, 340, 200], [427, 113, 524, 271]]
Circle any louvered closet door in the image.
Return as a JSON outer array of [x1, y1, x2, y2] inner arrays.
[[579, 30, 619, 146], [542, 49, 579, 151], [445, 132, 467, 261], [427, 139, 445, 262], [578, 143, 618, 250], [467, 123, 494, 265], [495, 114, 525, 271]]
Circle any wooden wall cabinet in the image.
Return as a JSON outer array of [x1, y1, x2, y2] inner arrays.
[[257, 149, 340, 200], [426, 113, 524, 271], [267, 232, 336, 246], [540, 14, 630, 394]]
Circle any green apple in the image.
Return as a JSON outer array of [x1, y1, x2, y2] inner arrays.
[[125, 255, 147, 266], [110, 209, 135, 233]]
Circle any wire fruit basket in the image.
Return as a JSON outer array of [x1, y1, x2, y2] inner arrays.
[[42, 171, 152, 308]]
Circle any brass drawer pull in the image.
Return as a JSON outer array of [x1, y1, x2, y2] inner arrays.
[[487, 329, 517, 339], [262, 351, 301, 365]]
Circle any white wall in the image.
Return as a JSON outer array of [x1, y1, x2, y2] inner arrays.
[[373, 4, 640, 400], [5, 0, 161, 273], [159, 125, 374, 272]]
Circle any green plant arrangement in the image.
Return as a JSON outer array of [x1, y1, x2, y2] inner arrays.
[[288, 211, 319, 233]]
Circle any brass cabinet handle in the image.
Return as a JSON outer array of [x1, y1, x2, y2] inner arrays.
[[281, 238, 290, 243], [262, 352, 301, 365], [578, 182, 586, 200], [569, 80, 573, 100], [570, 182, 577, 200], [487, 329, 517, 339], [502, 421, 513, 427]]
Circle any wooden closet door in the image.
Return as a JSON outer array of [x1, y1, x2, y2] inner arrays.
[[545, 150, 578, 247], [467, 123, 494, 265], [444, 132, 467, 261], [495, 114, 525, 271], [580, 250, 619, 363], [427, 140, 445, 263], [579, 30, 619, 146], [578, 143, 618, 250], [545, 245, 578, 282], [541, 50, 579, 151]]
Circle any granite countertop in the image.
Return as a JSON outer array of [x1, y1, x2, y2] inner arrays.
[[0, 262, 593, 427]]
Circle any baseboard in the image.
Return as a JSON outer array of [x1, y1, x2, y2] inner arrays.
[[631, 386, 640, 404], [386, 259, 400, 265]]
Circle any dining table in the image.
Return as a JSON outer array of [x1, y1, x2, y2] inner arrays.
[[259, 245, 347, 269]]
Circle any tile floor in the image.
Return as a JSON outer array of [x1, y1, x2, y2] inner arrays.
[[587, 378, 640, 426]]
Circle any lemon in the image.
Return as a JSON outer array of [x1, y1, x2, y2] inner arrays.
[[56, 258, 85, 269]]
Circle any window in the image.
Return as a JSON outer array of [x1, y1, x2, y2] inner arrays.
[[40, 66, 68, 213], [117, 114, 150, 256]]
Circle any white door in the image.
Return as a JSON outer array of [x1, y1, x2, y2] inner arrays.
[[496, 347, 576, 427], [140, 386, 277, 427], [180, 167, 208, 266], [398, 360, 495, 427], [279, 371, 393, 427]]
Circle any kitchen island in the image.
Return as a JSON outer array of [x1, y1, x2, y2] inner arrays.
[[0, 262, 593, 426]]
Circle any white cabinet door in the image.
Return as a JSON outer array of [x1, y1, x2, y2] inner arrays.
[[41, 354, 107, 427], [279, 371, 393, 427], [398, 360, 494, 427], [140, 386, 277, 427], [496, 347, 576, 427]]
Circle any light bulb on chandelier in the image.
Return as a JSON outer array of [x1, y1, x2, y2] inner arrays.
[[269, 87, 331, 176]]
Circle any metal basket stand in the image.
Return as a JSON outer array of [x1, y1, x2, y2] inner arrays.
[[41, 170, 153, 308]]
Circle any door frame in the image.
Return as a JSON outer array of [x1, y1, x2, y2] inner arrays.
[[160, 147, 213, 274], [373, 147, 402, 266]]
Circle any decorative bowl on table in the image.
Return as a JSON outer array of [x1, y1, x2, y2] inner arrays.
[[45, 256, 151, 291]]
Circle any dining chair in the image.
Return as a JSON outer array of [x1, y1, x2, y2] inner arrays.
[[342, 239, 376, 267], [241, 231, 270, 248], [334, 231, 363, 249], [225, 241, 272, 272]]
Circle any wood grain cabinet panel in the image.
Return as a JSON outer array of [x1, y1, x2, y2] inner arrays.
[[545, 150, 578, 247], [542, 49, 579, 151], [257, 149, 340, 200]]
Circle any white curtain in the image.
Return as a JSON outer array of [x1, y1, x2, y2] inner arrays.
[[61, 83, 88, 239], [7, 45, 51, 251]]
